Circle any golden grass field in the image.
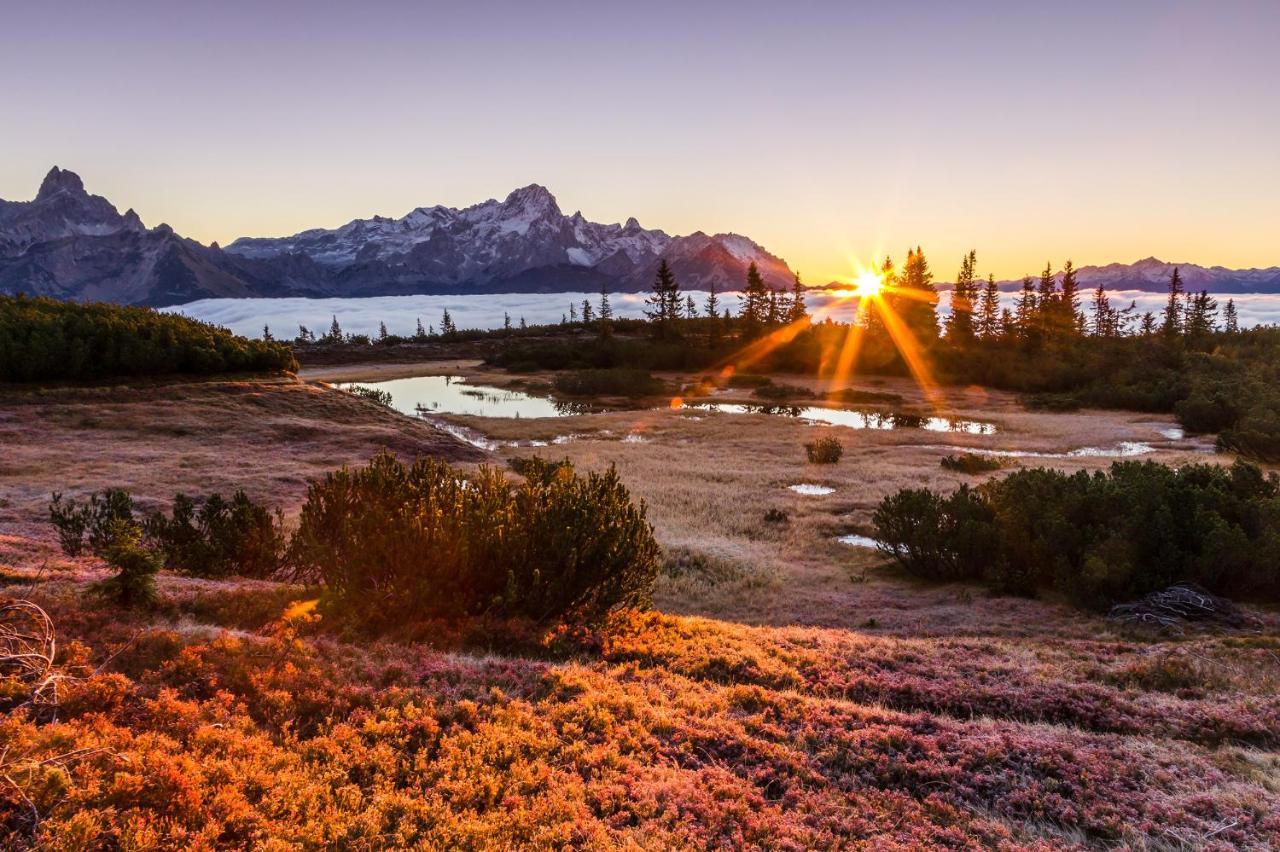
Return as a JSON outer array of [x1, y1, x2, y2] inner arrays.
[[1, 363, 1277, 848]]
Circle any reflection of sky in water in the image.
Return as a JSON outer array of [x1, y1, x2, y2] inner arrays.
[[682, 401, 994, 434], [838, 534, 881, 549], [168, 288, 1280, 340], [790, 484, 835, 495], [339, 375, 588, 418]]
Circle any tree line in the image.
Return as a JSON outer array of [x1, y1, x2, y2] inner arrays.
[[0, 295, 297, 382]]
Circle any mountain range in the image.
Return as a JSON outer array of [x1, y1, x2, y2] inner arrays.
[[0, 168, 793, 306], [2, 167, 1279, 306]]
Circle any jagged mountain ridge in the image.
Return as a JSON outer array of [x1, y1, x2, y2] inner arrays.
[[0, 168, 794, 306]]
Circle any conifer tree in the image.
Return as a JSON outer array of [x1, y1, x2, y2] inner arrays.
[[378, 321, 389, 343], [599, 285, 614, 337], [440, 309, 456, 338], [1140, 312, 1156, 336], [504, 312, 512, 333], [645, 259, 681, 334], [1058, 260, 1083, 335], [1035, 263, 1057, 340], [893, 247, 938, 342], [945, 250, 977, 342], [415, 317, 427, 341], [977, 274, 1000, 339], [1162, 267, 1184, 337], [705, 282, 720, 320], [740, 261, 770, 334], [686, 295, 697, 319], [1224, 298, 1239, 334], [1014, 276, 1038, 344], [326, 315, 344, 344], [1090, 283, 1114, 337], [599, 285, 613, 322], [569, 302, 578, 323], [788, 272, 808, 322], [581, 300, 594, 324], [520, 316, 527, 330], [262, 324, 273, 341]]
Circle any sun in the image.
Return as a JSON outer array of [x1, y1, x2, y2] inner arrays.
[[851, 269, 885, 298]]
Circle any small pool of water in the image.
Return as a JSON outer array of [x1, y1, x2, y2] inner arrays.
[[678, 401, 995, 434], [837, 534, 882, 549], [789, 484, 835, 495], [920, 441, 1157, 459], [339, 375, 593, 419]]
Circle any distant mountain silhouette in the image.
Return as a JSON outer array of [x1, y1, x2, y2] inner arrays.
[[0, 168, 794, 306]]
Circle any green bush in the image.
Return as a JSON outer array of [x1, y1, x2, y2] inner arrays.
[[51, 488, 284, 578], [288, 452, 660, 626], [0, 294, 297, 382], [873, 460, 1280, 608], [940, 453, 1004, 474], [805, 436, 843, 464], [89, 520, 161, 608], [553, 368, 666, 398], [49, 489, 136, 557], [145, 492, 285, 579]]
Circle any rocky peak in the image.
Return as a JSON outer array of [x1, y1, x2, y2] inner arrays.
[[500, 184, 560, 218], [37, 166, 87, 201]]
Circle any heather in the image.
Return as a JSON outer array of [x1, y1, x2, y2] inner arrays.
[[0, 294, 296, 382], [1, 580, 1276, 849]]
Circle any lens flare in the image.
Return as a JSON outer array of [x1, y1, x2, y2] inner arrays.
[[852, 270, 885, 297]]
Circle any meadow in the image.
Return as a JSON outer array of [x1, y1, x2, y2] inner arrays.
[[3, 354, 1277, 848]]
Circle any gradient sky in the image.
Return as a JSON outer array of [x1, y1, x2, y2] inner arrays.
[[3, 1, 1278, 282]]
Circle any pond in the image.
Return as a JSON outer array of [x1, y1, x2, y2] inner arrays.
[[677, 401, 995, 434], [837, 534, 882, 549], [338, 375, 594, 419], [789, 484, 835, 495]]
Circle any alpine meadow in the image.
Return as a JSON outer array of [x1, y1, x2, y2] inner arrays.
[[2, 3, 1279, 850]]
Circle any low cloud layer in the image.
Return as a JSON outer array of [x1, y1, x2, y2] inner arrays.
[[166, 289, 1280, 340]]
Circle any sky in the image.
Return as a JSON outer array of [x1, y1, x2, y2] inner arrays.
[[3, 0, 1278, 283]]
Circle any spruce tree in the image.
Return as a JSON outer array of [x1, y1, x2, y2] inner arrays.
[[581, 300, 594, 323], [686, 295, 697, 319], [1058, 260, 1083, 335], [1090, 283, 1114, 337], [378, 321, 389, 343], [440, 309, 455, 338], [599, 285, 613, 321], [645, 259, 680, 334], [1224, 298, 1239, 334], [569, 302, 578, 323], [504, 312, 512, 333], [946, 250, 977, 343], [262, 324, 273, 341], [977, 274, 1000, 339], [415, 317, 427, 341], [599, 285, 614, 338], [740, 261, 770, 334], [1014, 276, 1037, 344], [788, 272, 808, 322], [893, 246, 938, 342], [1162, 267, 1184, 337], [327, 315, 343, 344], [705, 282, 720, 319]]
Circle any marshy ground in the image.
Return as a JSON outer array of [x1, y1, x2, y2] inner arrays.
[[1, 363, 1277, 848]]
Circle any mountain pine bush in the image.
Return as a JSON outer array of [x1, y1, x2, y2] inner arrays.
[[289, 452, 660, 626]]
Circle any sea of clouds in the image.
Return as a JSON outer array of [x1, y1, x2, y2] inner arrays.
[[165, 289, 1280, 340]]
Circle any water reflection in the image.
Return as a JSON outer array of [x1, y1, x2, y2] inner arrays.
[[837, 534, 882, 549], [790, 484, 835, 495], [679, 401, 995, 434], [339, 375, 594, 419]]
